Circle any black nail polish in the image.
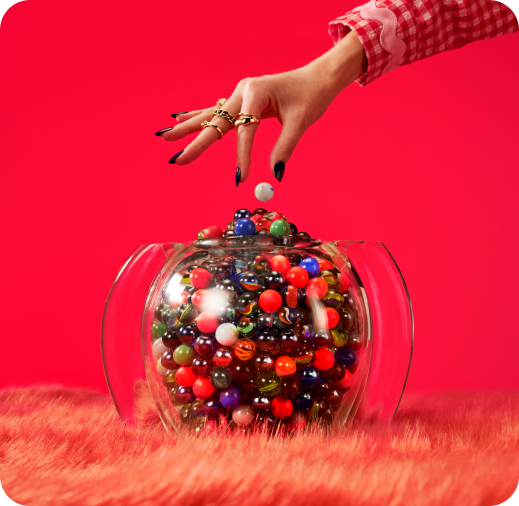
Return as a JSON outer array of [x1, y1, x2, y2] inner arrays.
[[155, 127, 174, 136], [236, 167, 241, 187], [168, 150, 184, 164], [171, 112, 189, 118], [274, 161, 285, 182]]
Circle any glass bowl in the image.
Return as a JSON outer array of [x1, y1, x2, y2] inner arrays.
[[102, 233, 413, 433]]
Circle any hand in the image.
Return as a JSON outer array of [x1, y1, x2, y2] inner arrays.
[[155, 31, 367, 185]]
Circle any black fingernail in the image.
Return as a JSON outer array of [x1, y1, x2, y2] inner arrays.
[[155, 127, 174, 136], [236, 167, 241, 187], [171, 111, 189, 118], [168, 150, 184, 164], [274, 161, 285, 182]]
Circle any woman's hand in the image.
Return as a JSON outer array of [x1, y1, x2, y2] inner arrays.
[[155, 31, 367, 185]]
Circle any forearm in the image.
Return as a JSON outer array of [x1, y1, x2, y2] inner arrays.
[[308, 31, 368, 97]]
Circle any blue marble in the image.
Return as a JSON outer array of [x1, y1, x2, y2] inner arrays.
[[219, 386, 242, 409], [235, 218, 256, 236], [334, 348, 358, 369], [299, 366, 320, 388], [234, 209, 252, 220], [299, 257, 320, 278], [293, 392, 313, 411]]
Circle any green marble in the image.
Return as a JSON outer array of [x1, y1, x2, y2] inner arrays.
[[210, 367, 232, 389], [151, 321, 168, 340], [270, 219, 290, 236], [173, 344, 196, 366], [256, 371, 281, 397], [331, 329, 347, 348], [322, 290, 345, 310], [320, 270, 338, 288]]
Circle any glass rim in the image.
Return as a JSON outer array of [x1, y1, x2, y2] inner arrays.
[[194, 235, 322, 249]]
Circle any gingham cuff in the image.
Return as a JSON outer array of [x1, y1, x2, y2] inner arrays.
[[330, 0, 518, 87], [329, 10, 393, 86]]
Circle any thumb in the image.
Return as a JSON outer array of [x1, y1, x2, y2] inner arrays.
[[269, 115, 306, 182]]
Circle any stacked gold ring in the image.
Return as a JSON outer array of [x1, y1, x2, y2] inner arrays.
[[201, 121, 224, 140], [213, 108, 235, 126], [234, 112, 260, 129], [200, 101, 260, 138]]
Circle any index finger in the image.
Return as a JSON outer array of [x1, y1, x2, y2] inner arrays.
[[173, 95, 243, 166]]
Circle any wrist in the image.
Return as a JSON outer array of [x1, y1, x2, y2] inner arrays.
[[310, 30, 367, 97]]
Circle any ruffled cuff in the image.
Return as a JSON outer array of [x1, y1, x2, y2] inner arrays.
[[329, 1, 406, 86], [330, 0, 518, 87]]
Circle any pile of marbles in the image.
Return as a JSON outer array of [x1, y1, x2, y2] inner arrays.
[[196, 208, 311, 240], [151, 208, 361, 432]]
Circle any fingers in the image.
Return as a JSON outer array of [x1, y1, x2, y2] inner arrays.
[[235, 105, 265, 184], [235, 122, 259, 184], [161, 110, 213, 141], [174, 109, 208, 123], [173, 95, 243, 166], [269, 113, 306, 182], [157, 107, 213, 141], [159, 79, 274, 168]]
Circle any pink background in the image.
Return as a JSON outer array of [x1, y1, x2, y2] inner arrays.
[[0, 0, 518, 395]]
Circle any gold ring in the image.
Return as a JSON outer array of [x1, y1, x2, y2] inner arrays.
[[216, 98, 227, 108], [201, 121, 224, 139], [213, 109, 235, 126], [234, 112, 260, 129]]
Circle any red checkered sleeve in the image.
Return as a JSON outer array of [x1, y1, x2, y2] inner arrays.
[[329, 0, 518, 86]]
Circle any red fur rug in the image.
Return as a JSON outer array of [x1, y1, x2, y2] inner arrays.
[[0, 387, 518, 506]]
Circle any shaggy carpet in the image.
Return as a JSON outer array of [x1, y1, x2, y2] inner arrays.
[[0, 387, 518, 506]]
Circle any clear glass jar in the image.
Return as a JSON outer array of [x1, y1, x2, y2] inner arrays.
[[102, 235, 413, 433]]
